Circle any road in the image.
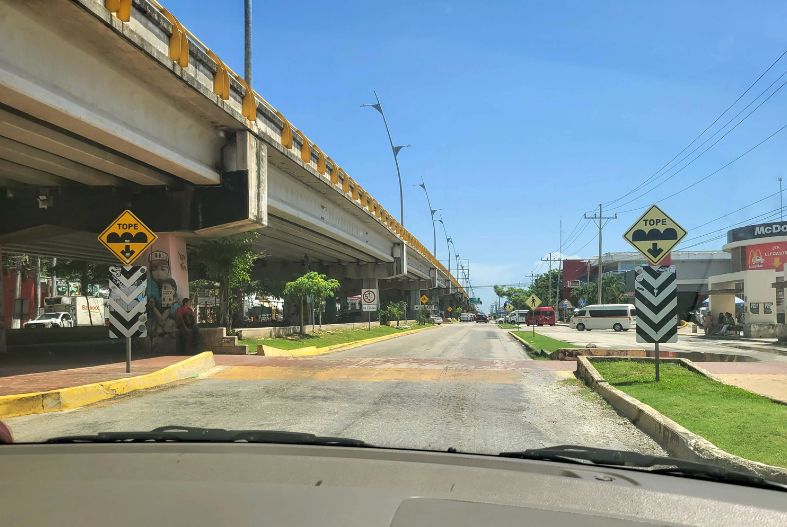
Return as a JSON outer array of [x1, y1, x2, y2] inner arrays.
[[7, 324, 664, 455]]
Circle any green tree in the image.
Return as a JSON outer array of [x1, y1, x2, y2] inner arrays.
[[189, 231, 264, 330], [570, 274, 626, 305], [50, 259, 110, 296], [283, 271, 340, 334], [379, 301, 406, 326], [526, 269, 561, 308], [415, 306, 431, 325]]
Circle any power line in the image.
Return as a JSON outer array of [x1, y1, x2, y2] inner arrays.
[[616, 121, 787, 215], [610, 78, 787, 212], [679, 207, 782, 246], [604, 47, 787, 207], [687, 190, 781, 231], [679, 210, 783, 250]]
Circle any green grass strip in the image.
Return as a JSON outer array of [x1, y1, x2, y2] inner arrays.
[[593, 361, 787, 468]]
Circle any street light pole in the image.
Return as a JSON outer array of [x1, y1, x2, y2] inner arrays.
[[362, 91, 408, 226], [244, 0, 252, 85], [417, 180, 439, 258], [438, 218, 452, 278]]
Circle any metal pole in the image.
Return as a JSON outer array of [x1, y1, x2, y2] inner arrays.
[[368, 310, 371, 331], [654, 342, 660, 381], [126, 336, 131, 373], [780, 177, 784, 221], [374, 91, 404, 226], [597, 203, 603, 305], [558, 218, 562, 316], [244, 0, 252, 85]]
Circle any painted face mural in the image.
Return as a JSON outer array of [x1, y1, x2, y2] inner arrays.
[[146, 249, 181, 339]]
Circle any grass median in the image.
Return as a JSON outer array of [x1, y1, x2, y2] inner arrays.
[[240, 324, 429, 351], [593, 360, 787, 468], [510, 331, 578, 359]]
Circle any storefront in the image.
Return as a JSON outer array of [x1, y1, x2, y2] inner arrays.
[[707, 220, 787, 337]]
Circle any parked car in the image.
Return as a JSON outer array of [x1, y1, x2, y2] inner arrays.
[[429, 315, 443, 325], [495, 317, 505, 324], [570, 304, 637, 332], [475, 313, 489, 323], [24, 312, 74, 328]]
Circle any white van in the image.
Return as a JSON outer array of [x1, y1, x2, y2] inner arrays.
[[510, 309, 530, 324], [570, 304, 636, 332]]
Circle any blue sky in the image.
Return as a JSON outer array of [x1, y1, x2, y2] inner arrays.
[[166, 1, 787, 309]]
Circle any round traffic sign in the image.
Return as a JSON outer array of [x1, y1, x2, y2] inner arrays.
[[362, 290, 376, 304]]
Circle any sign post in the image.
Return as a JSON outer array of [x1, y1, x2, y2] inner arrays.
[[624, 205, 686, 381], [361, 288, 378, 331], [525, 293, 542, 336], [99, 210, 156, 373]]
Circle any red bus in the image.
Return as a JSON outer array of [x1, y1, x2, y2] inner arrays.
[[526, 306, 556, 326]]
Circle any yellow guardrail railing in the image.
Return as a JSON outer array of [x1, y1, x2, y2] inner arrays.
[[106, 0, 464, 294]]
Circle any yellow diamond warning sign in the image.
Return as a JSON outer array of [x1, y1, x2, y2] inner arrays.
[[525, 294, 542, 310], [624, 205, 687, 266], [98, 210, 157, 266], [420, 294, 429, 305]]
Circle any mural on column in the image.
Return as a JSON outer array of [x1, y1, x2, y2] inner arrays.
[[141, 234, 189, 344]]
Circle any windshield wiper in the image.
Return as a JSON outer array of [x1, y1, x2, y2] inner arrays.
[[46, 425, 369, 448], [500, 445, 786, 491]]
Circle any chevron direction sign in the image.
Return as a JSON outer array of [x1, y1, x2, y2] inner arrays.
[[108, 265, 148, 339], [634, 265, 678, 343]]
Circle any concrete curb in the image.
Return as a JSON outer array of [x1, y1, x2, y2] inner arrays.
[[576, 356, 787, 483], [259, 325, 440, 357], [0, 352, 216, 419]]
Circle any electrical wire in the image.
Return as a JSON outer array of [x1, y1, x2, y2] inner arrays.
[[604, 48, 787, 207], [615, 121, 787, 215]]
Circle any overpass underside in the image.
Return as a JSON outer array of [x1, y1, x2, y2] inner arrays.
[[0, 0, 465, 338]]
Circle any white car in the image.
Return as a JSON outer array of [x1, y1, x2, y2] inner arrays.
[[429, 315, 443, 325], [24, 312, 74, 328]]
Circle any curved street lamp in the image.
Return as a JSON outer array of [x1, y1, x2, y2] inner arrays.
[[362, 91, 409, 226], [416, 180, 440, 259]]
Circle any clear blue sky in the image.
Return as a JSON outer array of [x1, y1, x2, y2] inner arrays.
[[166, 0, 787, 310]]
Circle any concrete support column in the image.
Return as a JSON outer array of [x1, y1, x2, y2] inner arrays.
[[140, 233, 190, 354], [0, 246, 6, 354], [324, 293, 338, 323], [408, 289, 421, 319]]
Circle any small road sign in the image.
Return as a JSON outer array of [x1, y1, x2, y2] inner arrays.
[[447, 306, 453, 313], [98, 210, 157, 266], [505, 303, 513, 312], [420, 294, 429, 305], [108, 265, 147, 339], [361, 288, 378, 312], [525, 293, 542, 310], [624, 204, 687, 266], [634, 265, 678, 343]]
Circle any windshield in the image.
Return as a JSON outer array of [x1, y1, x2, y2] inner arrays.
[[35, 313, 61, 320], [1, 0, 786, 492]]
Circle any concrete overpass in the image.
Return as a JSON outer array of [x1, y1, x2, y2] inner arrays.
[[0, 0, 466, 334]]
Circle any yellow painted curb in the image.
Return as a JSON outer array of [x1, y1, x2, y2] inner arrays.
[[0, 352, 216, 419], [260, 324, 440, 357]]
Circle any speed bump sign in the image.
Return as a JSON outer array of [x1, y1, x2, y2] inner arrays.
[[624, 204, 686, 266], [98, 210, 157, 266], [420, 294, 429, 305]]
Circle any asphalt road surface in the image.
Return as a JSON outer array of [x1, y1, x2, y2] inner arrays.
[[7, 324, 664, 455]]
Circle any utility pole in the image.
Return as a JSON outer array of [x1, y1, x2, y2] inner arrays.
[[541, 253, 562, 309], [780, 177, 784, 221], [584, 204, 617, 305]]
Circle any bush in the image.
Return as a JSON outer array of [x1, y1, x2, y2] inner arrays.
[[379, 301, 406, 325], [415, 307, 431, 325]]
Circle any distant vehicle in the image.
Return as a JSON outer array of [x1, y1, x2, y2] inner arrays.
[[495, 317, 505, 324], [429, 315, 443, 325], [527, 306, 556, 326], [510, 309, 530, 324], [24, 312, 74, 329], [570, 304, 637, 332], [475, 313, 489, 323], [459, 312, 474, 322], [43, 296, 107, 327]]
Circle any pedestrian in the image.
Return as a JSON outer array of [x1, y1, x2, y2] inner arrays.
[[702, 313, 712, 335], [176, 298, 198, 355]]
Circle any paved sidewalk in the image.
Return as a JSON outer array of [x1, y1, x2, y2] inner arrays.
[[696, 361, 787, 404], [0, 356, 186, 396]]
